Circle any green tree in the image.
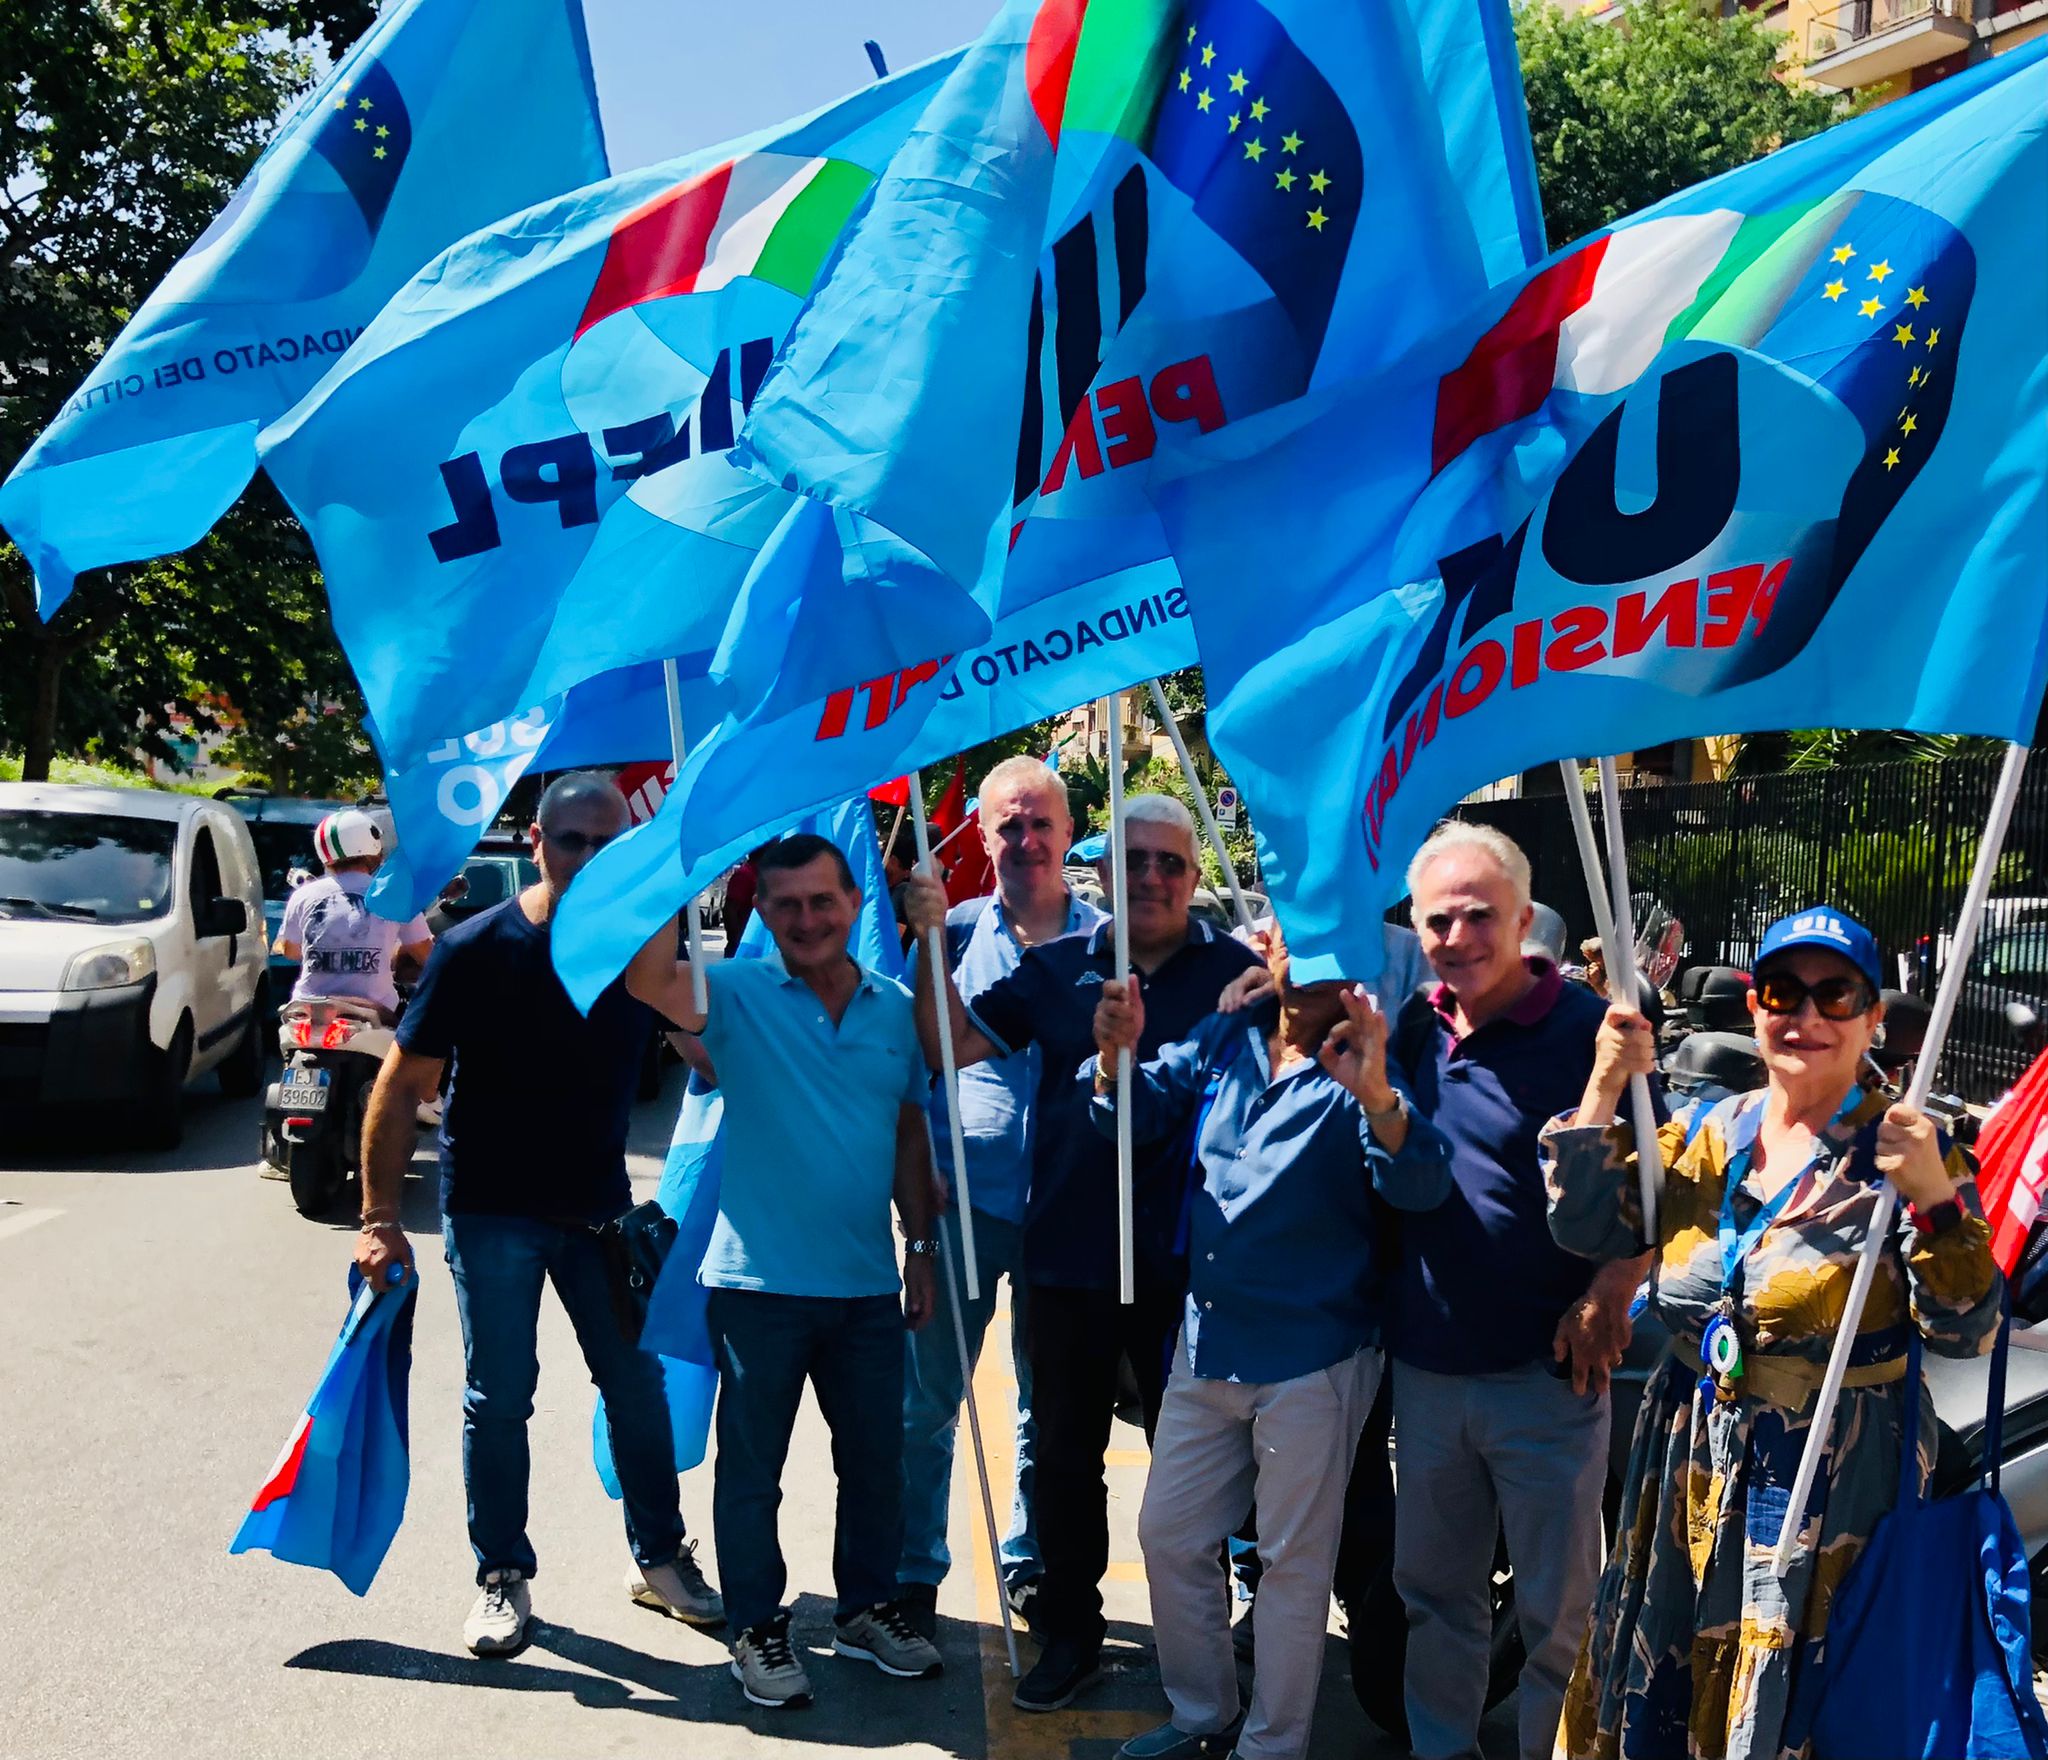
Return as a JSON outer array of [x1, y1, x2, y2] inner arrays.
[[1514, 0, 1845, 248], [0, 2, 375, 780]]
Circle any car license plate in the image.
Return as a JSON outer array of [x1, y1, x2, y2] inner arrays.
[[283, 1067, 331, 1112]]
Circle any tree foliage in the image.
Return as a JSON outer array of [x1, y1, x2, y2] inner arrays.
[[1513, 0, 1845, 248], [0, 2, 376, 782]]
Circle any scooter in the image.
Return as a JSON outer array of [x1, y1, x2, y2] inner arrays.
[[261, 997, 396, 1218]]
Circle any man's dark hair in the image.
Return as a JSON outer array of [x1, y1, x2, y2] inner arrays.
[[756, 833, 857, 894]]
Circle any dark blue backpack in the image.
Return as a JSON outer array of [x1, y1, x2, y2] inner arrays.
[[1807, 1296, 2048, 1759]]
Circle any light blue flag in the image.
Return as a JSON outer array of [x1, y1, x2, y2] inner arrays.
[[591, 796, 900, 1496], [1, 0, 610, 619], [1168, 41, 2048, 981], [366, 663, 721, 922], [549, 0, 1541, 1008], [259, 56, 963, 770]]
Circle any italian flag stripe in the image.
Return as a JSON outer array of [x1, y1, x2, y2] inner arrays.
[[748, 157, 875, 296], [1027, 0, 1176, 147], [1669, 192, 1850, 349], [577, 159, 735, 339]]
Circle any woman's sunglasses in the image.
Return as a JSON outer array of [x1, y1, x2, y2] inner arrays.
[[1755, 969, 1875, 1021]]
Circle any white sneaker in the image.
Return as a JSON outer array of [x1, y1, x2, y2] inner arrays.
[[628, 1540, 726, 1627], [463, 1568, 531, 1657], [732, 1613, 814, 1708]]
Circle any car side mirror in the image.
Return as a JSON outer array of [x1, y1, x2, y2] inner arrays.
[[439, 875, 470, 905], [203, 896, 248, 938]]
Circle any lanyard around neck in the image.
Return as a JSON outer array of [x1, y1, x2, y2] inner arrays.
[[1716, 1088, 1862, 1294]]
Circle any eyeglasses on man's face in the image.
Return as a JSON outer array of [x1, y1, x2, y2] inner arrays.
[[542, 827, 618, 857]]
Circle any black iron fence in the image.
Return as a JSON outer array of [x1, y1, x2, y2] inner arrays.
[[1454, 753, 2048, 1103]]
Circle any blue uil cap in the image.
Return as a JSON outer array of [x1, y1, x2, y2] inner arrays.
[[1755, 907, 1883, 993]]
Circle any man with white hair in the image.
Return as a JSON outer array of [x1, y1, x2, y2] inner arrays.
[[905, 792, 1258, 1715], [895, 756, 1104, 1640], [1387, 821, 1650, 1760]]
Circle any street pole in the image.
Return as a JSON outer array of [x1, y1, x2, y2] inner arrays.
[[1104, 692, 1135, 1305], [1145, 678, 1255, 936]]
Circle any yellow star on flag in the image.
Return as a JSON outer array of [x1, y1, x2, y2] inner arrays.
[[1187, 23, 1197, 41], [1905, 285, 1929, 308], [1831, 242, 1856, 264], [1244, 137, 1265, 161], [1867, 259, 1892, 283], [1227, 111, 1241, 132], [1884, 448, 1901, 470], [1280, 131, 1302, 155], [1893, 322, 1916, 346], [1250, 97, 1269, 121], [354, 117, 368, 132], [1178, 68, 1191, 92], [1900, 413, 1918, 436], [1274, 168, 1296, 191], [1306, 206, 1328, 231], [373, 145, 387, 160], [332, 95, 349, 110], [376, 124, 390, 138], [1200, 41, 1216, 65], [1228, 69, 1248, 94], [358, 96, 373, 110], [1908, 366, 1924, 387], [1822, 280, 1846, 302], [1308, 168, 1330, 193], [1197, 87, 1213, 112], [1858, 297, 1882, 319], [1925, 326, 1940, 349]]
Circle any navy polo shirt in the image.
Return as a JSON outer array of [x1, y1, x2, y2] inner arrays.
[[964, 919, 1260, 1292], [1386, 960, 1623, 1375], [1092, 1003, 1454, 1384]]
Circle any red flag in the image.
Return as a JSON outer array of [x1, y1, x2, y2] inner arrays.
[[944, 810, 995, 905], [613, 759, 676, 825], [929, 760, 967, 843], [1974, 1046, 2048, 1273], [868, 775, 911, 807]]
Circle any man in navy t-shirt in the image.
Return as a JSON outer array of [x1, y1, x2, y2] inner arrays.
[[353, 774, 722, 1659], [1386, 823, 1649, 1760]]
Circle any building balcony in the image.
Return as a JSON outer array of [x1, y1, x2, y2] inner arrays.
[[1804, 0, 1977, 87]]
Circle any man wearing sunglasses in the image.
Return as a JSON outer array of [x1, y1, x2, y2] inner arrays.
[[354, 773, 722, 1658], [904, 792, 1261, 1715]]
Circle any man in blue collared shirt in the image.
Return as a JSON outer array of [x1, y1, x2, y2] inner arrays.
[[627, 834, 944, 1710], [897, 758, 1104, 1637], [907, 794, 1260, 1713], [1089, 923, 1451, 1760]]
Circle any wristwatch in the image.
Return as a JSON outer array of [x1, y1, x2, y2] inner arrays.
[[904, 1237, 939, 1258], [1364, 1091, 1407, 1127]]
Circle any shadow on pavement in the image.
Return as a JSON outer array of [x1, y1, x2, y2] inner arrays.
[[286, 1594, 984, 1753]]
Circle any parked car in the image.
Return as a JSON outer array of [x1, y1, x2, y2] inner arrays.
[[0, 783, 268, 1146]]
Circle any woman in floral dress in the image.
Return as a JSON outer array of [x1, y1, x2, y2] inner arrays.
[[1539, 907, 2001, 1760]]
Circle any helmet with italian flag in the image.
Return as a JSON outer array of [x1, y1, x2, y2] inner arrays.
[[313, 808, 383, 867]]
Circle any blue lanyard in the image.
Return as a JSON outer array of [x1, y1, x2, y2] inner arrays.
[[1715, 1088, 1862, 1294]]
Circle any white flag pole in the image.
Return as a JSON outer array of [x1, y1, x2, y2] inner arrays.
[[1145, 677, 1255, 937], [1105, 693, 1136, 1306], [910, 771, 982, 1302], [1594, 757, 1664, 1243], [661, 659, 708, 1015], [1773, 740, 2031, 1573], [934, 1208, 1021, 1676]]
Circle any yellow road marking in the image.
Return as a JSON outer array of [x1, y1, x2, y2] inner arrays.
[[971, 1309, 1154, 1756]]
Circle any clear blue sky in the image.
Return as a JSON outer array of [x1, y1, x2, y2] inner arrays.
[[583, 0, 1000, 170]]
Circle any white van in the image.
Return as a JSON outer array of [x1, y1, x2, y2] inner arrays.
[[0, 783, 269, 1146]]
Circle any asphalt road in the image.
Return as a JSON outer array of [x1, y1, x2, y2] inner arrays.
[[0, 1062, 1517, 1760]]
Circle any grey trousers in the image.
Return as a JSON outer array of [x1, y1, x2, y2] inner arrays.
[[1138, 1338, 1380, 1760], [1392, 1360, 1608, 1760]]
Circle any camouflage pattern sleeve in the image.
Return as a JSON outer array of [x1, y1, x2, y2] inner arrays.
[[1541, 1113, 1692, 1261], [1903, 1137, 2003, 1359]]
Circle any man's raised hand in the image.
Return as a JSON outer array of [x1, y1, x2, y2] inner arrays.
[[1320, 985, 1397, 1113]]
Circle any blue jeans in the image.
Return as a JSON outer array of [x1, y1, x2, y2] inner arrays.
[[707, 1287, 905, 1636], [442, 1212, 684, 1583], [899, 1206, 1038, 1590]]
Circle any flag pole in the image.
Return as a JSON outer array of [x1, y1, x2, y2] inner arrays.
[[1145, 678, 1255, 937], [1591, 757, 1665, 1243], [662, 659, 708, 1015], [910, 770, 982, 1302], [1105, 693, 1136, 1306], [933, 1204, 1021, 1676], [1773, 740, 2031, 1573]]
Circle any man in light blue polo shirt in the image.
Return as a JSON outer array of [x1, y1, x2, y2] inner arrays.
[[898, 757, 1104, 1638], [626, 832, 943, 1710]]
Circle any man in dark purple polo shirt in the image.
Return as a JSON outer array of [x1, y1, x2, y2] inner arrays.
[[1386, 823, 1649, 1760]]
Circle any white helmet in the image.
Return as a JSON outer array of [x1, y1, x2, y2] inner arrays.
[[314, 809, 384, 865]]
